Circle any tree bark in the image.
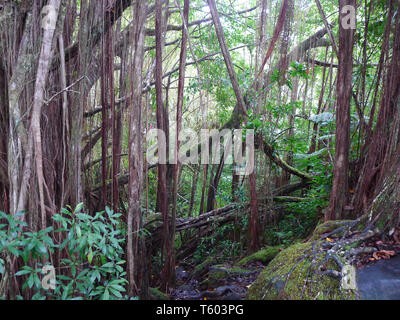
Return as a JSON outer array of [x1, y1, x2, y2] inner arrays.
[[0, 59, 9, 213], [249, 171, 260, 251], [171, 0, 189, 252], [326, 0, 356, 221], [189, 166, 199, 217], [351, 1, 400, 216], [207, 0, 247, 116], [126, 0, 147, 298], [30, 0, 62, 228], [155, 0, 174, 291]]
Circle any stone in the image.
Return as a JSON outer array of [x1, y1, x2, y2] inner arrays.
[[248, 242, 356, 300], [357, 254, 400, 300]]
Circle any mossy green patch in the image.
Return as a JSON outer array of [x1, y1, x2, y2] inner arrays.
[[191, 256, 217, 279], [209, 265, 254, 278], [236, 246, 281, 266], [310, 220, 353, 240], [208, 265, 255, 288], [248, 242, 356, 300]]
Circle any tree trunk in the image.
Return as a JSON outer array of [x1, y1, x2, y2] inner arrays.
[[206, 158, 225, 212], [249, 171, 260, 251], [189, 166, 199, 217], [155, 0, 174, 291], [171, 0, 189, 218], [325, 0, 355, 221], [207, 0, 247, 116], [199, 164, 208, 215], [0, 59, 9, 213], [126, 0, 147, 298], [30, 0, 62, 229], [351, 1, 400, 216]]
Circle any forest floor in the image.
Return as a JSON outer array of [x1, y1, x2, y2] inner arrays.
[[167, 226, 400, 300], [169, 260, 265, 300]]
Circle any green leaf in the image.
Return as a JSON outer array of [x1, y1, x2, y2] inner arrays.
[[14, 211, 26, 218], [61, 207, 71, 215], [109, 287, 122, 298], [87, 248, 93, 264], [102, 288, 110, 300], [27, 274, 34, 288], [110, 284, 126, 292], [15, 269, 32, 276], [36, 241, 47, 254], [74, 203, 84, 214], [76, 225, 82, 238], [38, 226, 54, 236], [7, 245, 20, 257]]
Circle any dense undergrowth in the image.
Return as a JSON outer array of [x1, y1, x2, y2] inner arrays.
[[0, 205, 130, 300], [0, 160, 332, 301], [190, 168, 332, 265]]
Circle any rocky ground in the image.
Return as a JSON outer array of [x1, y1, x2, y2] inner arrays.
[[148, 246, 282, 300], [148, 224, 400, 300], [169, 262, 263, 300]]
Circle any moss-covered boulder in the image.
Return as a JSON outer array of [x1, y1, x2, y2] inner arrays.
[[310, 220, 353, 241], [208, 265, 255, 288], [191, 256, 218, 279], [236, 246, 281, 266], [199, 279, 210, 290], [209, 265, 255, 277], [248, 242, 356, 300], [148, 287, 170, 300]]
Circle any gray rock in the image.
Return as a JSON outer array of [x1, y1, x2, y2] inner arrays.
[[357, 254, 400, 300]]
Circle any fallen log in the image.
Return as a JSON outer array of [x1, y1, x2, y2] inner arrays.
[[272, 180, 312, 196], [273, 196, 306, 202], [144, 204, 246, 260], [144, 204, 238, 234], [176, 204, 236, 231]]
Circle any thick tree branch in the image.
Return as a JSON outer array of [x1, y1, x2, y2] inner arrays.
[[207, 0, 247, 116]]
